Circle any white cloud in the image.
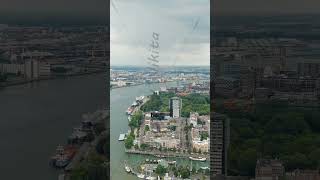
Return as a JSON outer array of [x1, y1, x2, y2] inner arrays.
[[111, 0, 209, 66]]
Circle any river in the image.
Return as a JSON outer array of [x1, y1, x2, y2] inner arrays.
[[110, 82, 209, 180], [0, 74, 107, 180]]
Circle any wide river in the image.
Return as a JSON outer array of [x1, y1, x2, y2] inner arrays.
[[110, 82, 209, 180], [0, 74, 107, 180]]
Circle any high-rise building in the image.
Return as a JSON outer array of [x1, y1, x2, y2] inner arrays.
[[169, 97, 182, 118], [210, 112, 230, 177], [24, 59, 39, 80]]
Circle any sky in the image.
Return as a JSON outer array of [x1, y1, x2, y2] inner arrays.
[[110, 0, 210, 66], [0, 0, 106, 17], [0, 0, 107, 25], [214, 0, 320, 16], [0, 0, 318, 22]]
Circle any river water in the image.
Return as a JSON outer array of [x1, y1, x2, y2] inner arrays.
[[110, 82, 209, 180], [0, 74, 107, 180]]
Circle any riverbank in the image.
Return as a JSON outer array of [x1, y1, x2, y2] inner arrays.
[[125, 149, 209, 159], [56, 109, 109, 180], [0, 69, 106, 88], [0, 73, 107, 180], [110, 80, 178, 90]]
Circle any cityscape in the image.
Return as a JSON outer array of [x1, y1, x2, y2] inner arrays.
[[0, 25, 108, 87], [1, 0, 320, 180], [0, 20, 109, 180], [110, 0, 210, 179], [211, 14, 320, 180], [112, 66, 210, 179]]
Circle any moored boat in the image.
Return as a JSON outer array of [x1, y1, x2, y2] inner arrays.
[[125, 165, 131, 173], [137, 174, 145, 179], [168, 160, 176, 165], [50, 145, 77, 168], [126, 107, 134, 115], [189, 156, 206, 161]]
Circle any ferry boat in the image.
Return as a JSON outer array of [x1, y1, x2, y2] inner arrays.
[[136, 96, 145, 104], [189, 156, 206, 162]]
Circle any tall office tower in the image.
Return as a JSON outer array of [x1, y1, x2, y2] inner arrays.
[[169, 97, 182, 118], [210, 112, 230, 178], [24, 59, 39, 80]]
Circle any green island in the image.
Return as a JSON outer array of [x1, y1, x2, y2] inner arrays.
[[215, 99, 320, 176]]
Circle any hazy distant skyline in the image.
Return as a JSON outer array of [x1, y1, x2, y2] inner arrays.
[[111, 0, 210, 66]]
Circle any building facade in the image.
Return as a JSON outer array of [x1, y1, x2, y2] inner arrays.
[[210, 112, 230, 176], [169, 97, 182, 118]]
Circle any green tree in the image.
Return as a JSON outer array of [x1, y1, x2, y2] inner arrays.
[[237, 148, 257, 176], [155, 165, 167, 176], [140, 143, 149, 150], [180, 166, 190, 179], [144, 125, 150, 132], [200, 131, 209, 141], [124, 134, 134, 149], [129, 110, 144, 128]]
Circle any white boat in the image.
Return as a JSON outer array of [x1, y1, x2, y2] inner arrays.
[[200, 166, 210, 170], [125, 166, 131, 173], [118, 134, 126, 141], [189, 156, 206, 161], [146, 176, 156, 180], [168, 160, 176, 165], [137, 174, 145, 179], [132, 101, 138, 106]]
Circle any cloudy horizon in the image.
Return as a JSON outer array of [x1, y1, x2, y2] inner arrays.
[[110, 0, 210, 66]]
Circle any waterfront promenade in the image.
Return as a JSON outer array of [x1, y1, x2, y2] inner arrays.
[[125, 149, 209, 159]]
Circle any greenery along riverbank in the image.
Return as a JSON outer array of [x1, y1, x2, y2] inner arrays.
[[214, 100, 320, 176], [141, 92, 210, 117]]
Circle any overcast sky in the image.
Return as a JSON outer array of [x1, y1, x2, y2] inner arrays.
[[0, 0, 106, 16], [214, 0, 320, 15], [110, 0, 210, 66], [0, 0, 318, 21]]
